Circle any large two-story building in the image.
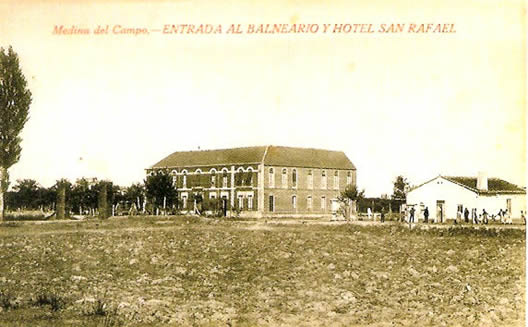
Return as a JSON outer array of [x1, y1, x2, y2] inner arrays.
[[146, 145, 356, 218]]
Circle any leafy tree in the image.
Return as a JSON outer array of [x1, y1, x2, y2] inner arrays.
[[71, 178, 98, 215], [0, 46, 32, 220], [36, 186, 56, 212], [144, 171, 177, 214], [12, 179, 40, 210], [338, 184, 365, 219], [124, 183, 145, 212], [339, 184, 365, 203], [392, 175, 410, 201]]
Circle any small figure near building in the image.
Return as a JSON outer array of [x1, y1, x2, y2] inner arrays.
[[464, 208, 469, 223], [409, 207, 415, 223], [424, 206, 429, 223], [482, 209, 488, 224], [380, 207, 385, 223]]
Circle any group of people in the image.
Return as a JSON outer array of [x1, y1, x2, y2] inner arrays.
[[401, 205, 523, 225]]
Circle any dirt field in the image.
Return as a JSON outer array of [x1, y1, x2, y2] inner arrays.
[[0, 217, 525, 326]]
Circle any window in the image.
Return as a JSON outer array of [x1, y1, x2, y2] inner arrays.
[[282, 168, 288, 188], [321, 196, 326, 211], [247, 167, 254, 186], [292, 195, 297, 209], [321, 170, 327, 189], [292, 169, 297, 188], [182, 170, 187, 188], [238, 195, 244, 209], [237, 168, 245, 186], [211, 174, 216, 188], [209, 193, 216, 199], [269, 195, 275, 212], [307, 196, 312, 210], [222, 168, 228, 188], [269, 168, 275, 187], [248, 194, 253, 210], [334, 171, 339, 190], [307, 170, 313, 189], [171, 170, 177, 186], [347, 171, 352, 185], [195, 169, 201, 187]]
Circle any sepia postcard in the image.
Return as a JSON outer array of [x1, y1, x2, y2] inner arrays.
[[0, 0, 525, 326]]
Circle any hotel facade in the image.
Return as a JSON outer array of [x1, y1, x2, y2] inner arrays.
[[147, 146, 356, 218]]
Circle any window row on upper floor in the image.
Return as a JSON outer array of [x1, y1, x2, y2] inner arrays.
[[267, 167, 354, 190]]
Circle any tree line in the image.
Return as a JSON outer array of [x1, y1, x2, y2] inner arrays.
[[3, 171, 182, 218]]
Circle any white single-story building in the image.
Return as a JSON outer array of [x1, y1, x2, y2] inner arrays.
[[406, 173, 526, 222]]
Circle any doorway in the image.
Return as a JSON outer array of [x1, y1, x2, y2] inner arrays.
[[436, 200, 445, 223], [269, 195, 275, 212], [221, 197, 228, 217]]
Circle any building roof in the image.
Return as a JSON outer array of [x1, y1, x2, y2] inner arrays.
[[150, 146, 268, 169], [263, 146, 355, 169], [410, 175, 526, 195], [150, 145, 356, 170], [443, 176, 526, 194]]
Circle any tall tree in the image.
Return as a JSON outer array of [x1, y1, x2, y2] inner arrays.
[[392, 175, 410, 201], [0, 46, 32, 220], [144, 171, 177, 214]]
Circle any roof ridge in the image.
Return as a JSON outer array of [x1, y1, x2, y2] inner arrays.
[[269, 145, 344, 153]]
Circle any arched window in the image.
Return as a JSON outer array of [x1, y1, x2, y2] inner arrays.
[[321, 170, 327, 189], [347, 171, 352, 185], [171, 170, 177, 186], [269, 168, 275, 187], [222, 168, 228, 188], [292, 169, 297, 188], [282, 168, 288, 188], [307, 170, 313, 189], [334, 171, 339, 190], [292, 195, 297, 209], [210, 168, 217, 188], [247, 167, 254, 186], [236, 167, 245, 186], [182, 170, 188, 188], [194, 169, 202, 188]]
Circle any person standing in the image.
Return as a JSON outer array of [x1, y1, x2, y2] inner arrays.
[[464, 208, 469, 223], [482, 209, 488, 224], [380, 207, 385, 223], [521, 210, 526, 225], [367, 207, 372, 220], [409, 207, 415, 224], [424, 207, 429, 223]]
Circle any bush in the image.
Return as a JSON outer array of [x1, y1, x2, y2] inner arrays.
[[33, 292, 65, 311], [0, 291, 18, 310]]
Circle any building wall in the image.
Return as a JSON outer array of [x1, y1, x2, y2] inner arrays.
[[407, 177, 478, 221], [150, 164, 357, 217], [477, 193, 526, 217], [407, 176, 527, 220], [262, 165, 355, 216]]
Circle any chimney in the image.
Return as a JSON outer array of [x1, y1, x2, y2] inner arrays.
[[477, 171, 488, 191]]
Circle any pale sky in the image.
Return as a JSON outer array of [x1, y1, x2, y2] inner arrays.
[[0, 0, 525, 196]]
